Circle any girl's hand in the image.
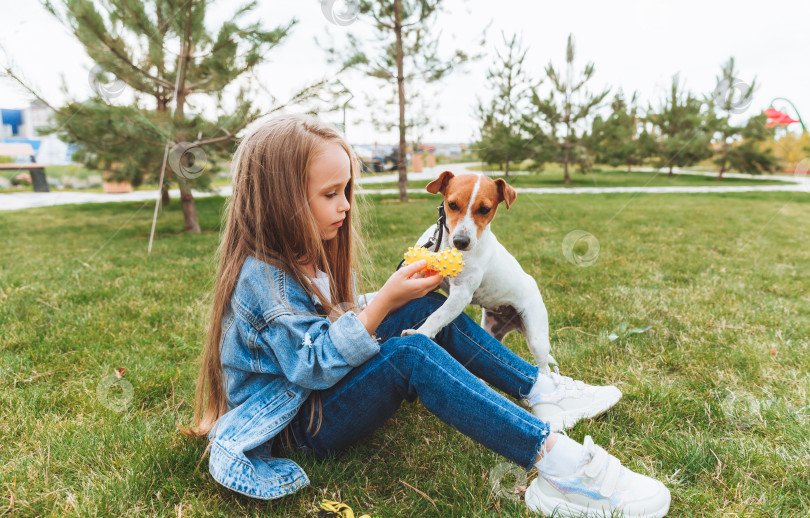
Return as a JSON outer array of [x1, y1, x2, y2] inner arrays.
[[378, 260, 444, 314]]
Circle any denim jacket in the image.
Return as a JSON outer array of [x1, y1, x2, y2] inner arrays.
[[208, 254, 381, 499]]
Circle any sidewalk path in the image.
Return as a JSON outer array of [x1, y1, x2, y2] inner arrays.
[[355, 163, 809, 195], [1, 163, 807, 211], [0, 187, 225, 212]]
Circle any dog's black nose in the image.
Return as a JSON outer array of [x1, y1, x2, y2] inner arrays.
[[453, 236, 470, 249]]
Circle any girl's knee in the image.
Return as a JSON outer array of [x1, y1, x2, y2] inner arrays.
[[381, 333, 439, 364], [379, 334, 441, 401], [400, 332, 438, 348]]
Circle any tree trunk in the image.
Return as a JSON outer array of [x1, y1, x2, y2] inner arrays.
[[161, 184, 171, 206], [668, 165, 673, 176], [563, 143, 571, 184], [180, 184, 201, 233], [174, 5, 201, 232], [717, 145, 728, 180], [717, 146, 728, 180], [717, 124, 730, 180], [155, 55, 170, 208], [394, 0, 407, 202], [505, 157, 510, 177], [563, 122, 571, 184]]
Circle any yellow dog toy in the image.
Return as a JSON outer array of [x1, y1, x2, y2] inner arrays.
[[403, 246, 464, 277], [317, 500, 374, 518]]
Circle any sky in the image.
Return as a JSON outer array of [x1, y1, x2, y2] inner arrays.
[[1, 0, 808, 145]]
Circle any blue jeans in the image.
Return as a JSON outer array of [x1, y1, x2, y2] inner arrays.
[[281, 291, 549, 471]]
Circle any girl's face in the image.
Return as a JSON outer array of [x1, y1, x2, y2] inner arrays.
[[307, 142, 352, 241]]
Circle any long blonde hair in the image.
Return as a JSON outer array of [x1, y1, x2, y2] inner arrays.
[[180, 113, 373, 451]]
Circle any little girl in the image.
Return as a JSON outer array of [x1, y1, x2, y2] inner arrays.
[[182, 113, 671, 517]]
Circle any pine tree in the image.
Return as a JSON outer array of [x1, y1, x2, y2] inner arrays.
[[588, 90, 643, 172], [648, 74, 712, 176], [474, 32, 536, 176], [44, 99, 165, 187], [524, 33, 610, 184], [707, 57, 774, 178], [323, 0, 479, 201], [33, 0, 328, 232], [720, 113, 777, 174]]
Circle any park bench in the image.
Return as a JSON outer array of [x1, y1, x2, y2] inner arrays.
[[0, 142, 50, 192]]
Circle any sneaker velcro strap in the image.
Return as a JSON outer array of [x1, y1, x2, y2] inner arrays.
[[598, 456, 623, 497], [584, 445, 610, 479]]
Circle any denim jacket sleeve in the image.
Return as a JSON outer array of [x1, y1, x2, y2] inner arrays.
[[206, 256, 383, 501], [351, 269, 378, 310], [261, 307, 381, 390]]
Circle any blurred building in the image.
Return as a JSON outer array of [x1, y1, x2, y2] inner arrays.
[[0, 100, 75, 164]]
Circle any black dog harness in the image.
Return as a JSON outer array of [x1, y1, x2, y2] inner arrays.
[[395, 201, 450, 272]]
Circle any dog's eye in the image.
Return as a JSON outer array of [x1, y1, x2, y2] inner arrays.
[[448, 202, 459, 211], [478, 206, 491, 215]]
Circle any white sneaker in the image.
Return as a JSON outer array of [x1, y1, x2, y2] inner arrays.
[[524, 372, 622, 432], [525, 435, 671, 517]]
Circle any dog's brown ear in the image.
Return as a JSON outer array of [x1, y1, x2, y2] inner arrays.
[[494, 178, 517, 209], [426, 170, 455, 195]]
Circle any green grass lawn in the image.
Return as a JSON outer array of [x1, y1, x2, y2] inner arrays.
[[362, 169, 788, 191], [1, 191, 808, 516]]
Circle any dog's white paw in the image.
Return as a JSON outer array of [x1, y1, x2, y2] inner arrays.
[[401, 328, 435, 338]]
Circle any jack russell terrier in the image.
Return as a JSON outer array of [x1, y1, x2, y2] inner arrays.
[[395, 170, 557, 373], [357, 170, 624, 431]]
